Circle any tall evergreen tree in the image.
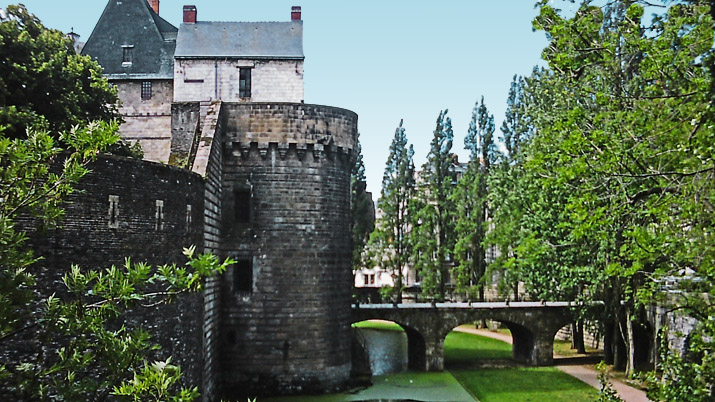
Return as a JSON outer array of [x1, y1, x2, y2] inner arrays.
[[500, 75, 530, 161], [351, 133, 375, 269], [487, 73, 534, 300], [452, 98, 500, 301], [369, 120, 415, 303], [412, 110, 456, 301]]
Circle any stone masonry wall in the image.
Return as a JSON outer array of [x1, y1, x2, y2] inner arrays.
[[13, 155, 206, 391], [221, 103, 357, 151], [173, 59, 304, 103], [214, 103, 357, 398], [170, 102, 202, 167], [115, 79, 174, 163], [196, 103, 225, 402]]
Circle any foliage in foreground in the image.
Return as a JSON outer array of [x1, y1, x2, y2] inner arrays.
[[0, 122, 233, 400]]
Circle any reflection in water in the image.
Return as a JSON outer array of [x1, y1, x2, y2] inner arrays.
[[358, 328, 408, 376]]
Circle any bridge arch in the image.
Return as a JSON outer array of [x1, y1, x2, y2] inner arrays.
[[351, 302, 575, 371]]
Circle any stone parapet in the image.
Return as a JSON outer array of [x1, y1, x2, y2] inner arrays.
[[220, 103, 358, 152]]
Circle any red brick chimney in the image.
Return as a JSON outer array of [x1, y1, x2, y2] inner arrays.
[[148, 0, 159, 14], [183, 5, 197, 23], [291, 6, 301, 21]]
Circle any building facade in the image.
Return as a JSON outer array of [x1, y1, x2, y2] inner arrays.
[[81, 0, 177, 162], [80, 1, 358, 399]]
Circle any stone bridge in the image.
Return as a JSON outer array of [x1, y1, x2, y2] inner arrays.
[[351, 302, 576, 371]]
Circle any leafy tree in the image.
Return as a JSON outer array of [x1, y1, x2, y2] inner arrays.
[[486, 74, 531, 301], [0, 4, 120, 139], [412, 110, 456, 301], [452, 98, 500, 301], [351, 133, 375, 270], [369, 120, 415, 303], [529, 0, 715, 381]]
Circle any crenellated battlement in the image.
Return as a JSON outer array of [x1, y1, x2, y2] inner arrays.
[[220, 102, 358, 151], [226, 141, 354, 162]]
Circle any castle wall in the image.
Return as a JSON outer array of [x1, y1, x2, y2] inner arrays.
[[214, 103, 357, 397], [14, 155, 207, 391], [115, 79, 174, 163], [173, 59, 304, 103], [196, 103, 225, 402]]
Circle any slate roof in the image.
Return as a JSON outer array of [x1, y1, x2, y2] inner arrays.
[[174, 21, 304, 60], [82, 0, 177, 80]]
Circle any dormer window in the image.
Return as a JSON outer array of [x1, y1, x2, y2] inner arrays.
[[121, 44, 134, 66], [239, 67, 251, 98]]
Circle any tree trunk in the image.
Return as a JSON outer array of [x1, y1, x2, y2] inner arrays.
[[614, 316, 627, 371], [572, 321, 586, 354], [604, 319, 614, 365], [625, 307, 636, 378], [394, 267, 403, 304]]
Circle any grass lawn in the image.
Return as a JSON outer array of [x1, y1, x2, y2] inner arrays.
[[451, 367, 598, 402], [352, 320, 404, 332], [553, 338, 602, 357], [444, 330, 512, 362], [444, 330, 598, 401]]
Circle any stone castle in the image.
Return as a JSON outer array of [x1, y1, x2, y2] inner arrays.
[[27, 0, 358, 399]]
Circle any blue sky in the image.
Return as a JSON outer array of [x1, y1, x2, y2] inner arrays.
[[13, 0, 570, 197]]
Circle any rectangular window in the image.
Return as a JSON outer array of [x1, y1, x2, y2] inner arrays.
[[141, 81, 152, 100], [108, 195, 119, 229], [121, 45, 133, 65], [186, 204, 192, 232], [233, 259, 252, 295], [363, 274, 369, 286], [234, 190, 250, 223], [239, 67, 251, 98], [155, 200, 164, 231]]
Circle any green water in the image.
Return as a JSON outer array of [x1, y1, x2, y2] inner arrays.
[[261, 371, 475, 402], [259, 329, 598, 402]]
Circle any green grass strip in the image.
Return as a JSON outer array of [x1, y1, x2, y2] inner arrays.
[[451, 366, 598, 402]]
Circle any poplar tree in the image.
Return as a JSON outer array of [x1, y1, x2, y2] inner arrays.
[[369, 120, 415, 303], [452, 98, 499, 301], [487, 74, 532, 301], [351, 133, 375, 269], [412, 110, 456, 302]]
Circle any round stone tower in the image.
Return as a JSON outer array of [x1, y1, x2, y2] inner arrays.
[[216, 103, 357, 397]]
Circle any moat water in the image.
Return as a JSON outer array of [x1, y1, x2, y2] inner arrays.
[[263, 328, 475, 402]]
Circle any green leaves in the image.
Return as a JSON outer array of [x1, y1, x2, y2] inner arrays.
[[370, 120, 415, 302], [7, 249, 230, 401], [518, 0, 715, 383], [412, 110, 457, 301], [0, 5, 120, 139], [0, 122, 118, 338], [351, 133, 375, 269], [112, 358, 199, 402]]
